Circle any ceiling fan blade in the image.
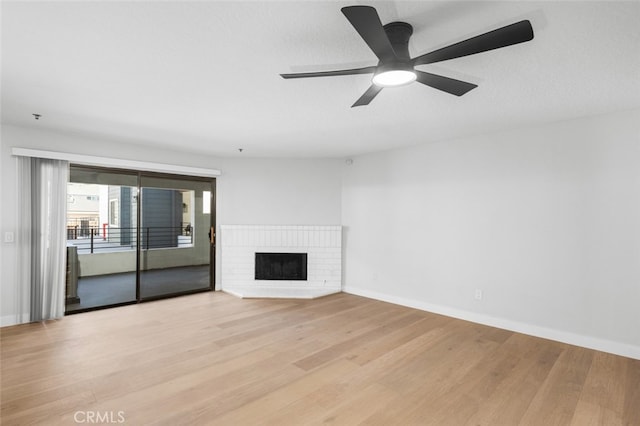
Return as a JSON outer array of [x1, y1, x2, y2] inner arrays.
[[352, 84, 383, 107], [280, 66, 376, 79], [415, 71, 477, 96], [342, 6, 397, 62], [413, 20, 534, 66]]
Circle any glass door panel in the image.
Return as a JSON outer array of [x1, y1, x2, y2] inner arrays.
[[139, 175, 213, 299], [66, 167, 138, 312]]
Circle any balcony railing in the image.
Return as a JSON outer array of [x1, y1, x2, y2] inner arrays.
[[67, 224, 194, 254]]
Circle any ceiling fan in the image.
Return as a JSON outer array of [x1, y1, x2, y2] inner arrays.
[[280, 6, 534, 107]]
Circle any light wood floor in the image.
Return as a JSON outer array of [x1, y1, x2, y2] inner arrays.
[[1, 292, 638, 425]]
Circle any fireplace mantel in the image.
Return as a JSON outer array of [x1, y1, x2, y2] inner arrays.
[[220, 225, 342, 298]]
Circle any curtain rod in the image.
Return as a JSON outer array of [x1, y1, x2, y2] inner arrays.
[[11, 147, 221, 178]]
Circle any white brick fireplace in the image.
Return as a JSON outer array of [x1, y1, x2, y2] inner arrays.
[[220, 225, 342, 298]]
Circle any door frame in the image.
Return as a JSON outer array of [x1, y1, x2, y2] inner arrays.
[[65, 164, 217, 314]]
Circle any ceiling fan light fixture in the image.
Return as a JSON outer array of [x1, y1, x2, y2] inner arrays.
[[372, 69, 416, 87]]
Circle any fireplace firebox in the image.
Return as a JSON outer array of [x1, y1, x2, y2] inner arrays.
[[255, 252, 307, 281]]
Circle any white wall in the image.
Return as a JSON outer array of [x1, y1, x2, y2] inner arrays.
[[0, 124, 342, 325], [342, 109, 640, 359], [217, 157, 341, 226]]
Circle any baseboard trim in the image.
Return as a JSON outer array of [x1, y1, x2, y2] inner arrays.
[[222, 286, 340, 299], [343, 285, 640, 360], [1, 313, 30, 328]]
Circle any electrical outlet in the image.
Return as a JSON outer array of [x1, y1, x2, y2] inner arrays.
[[474, 289, 483, 300], [4, 232, 15, 243]]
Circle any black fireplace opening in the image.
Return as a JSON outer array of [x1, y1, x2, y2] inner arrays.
[[255, 252, 307, 281]]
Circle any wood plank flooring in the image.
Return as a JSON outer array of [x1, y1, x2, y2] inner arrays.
[[1, 292, 638, 425]]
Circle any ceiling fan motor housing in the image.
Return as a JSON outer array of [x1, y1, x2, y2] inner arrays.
[[382, 22, 413, 63]]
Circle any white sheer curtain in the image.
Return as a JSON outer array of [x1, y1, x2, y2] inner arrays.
[[17, 157, 69, 321]]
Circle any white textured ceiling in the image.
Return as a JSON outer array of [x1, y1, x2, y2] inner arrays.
[[2, 1, 639, 158]]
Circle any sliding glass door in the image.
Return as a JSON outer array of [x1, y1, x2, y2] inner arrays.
[[65, 166, 215, 313], [66, 167, 138, 312], [139, 175, 214, 299]]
